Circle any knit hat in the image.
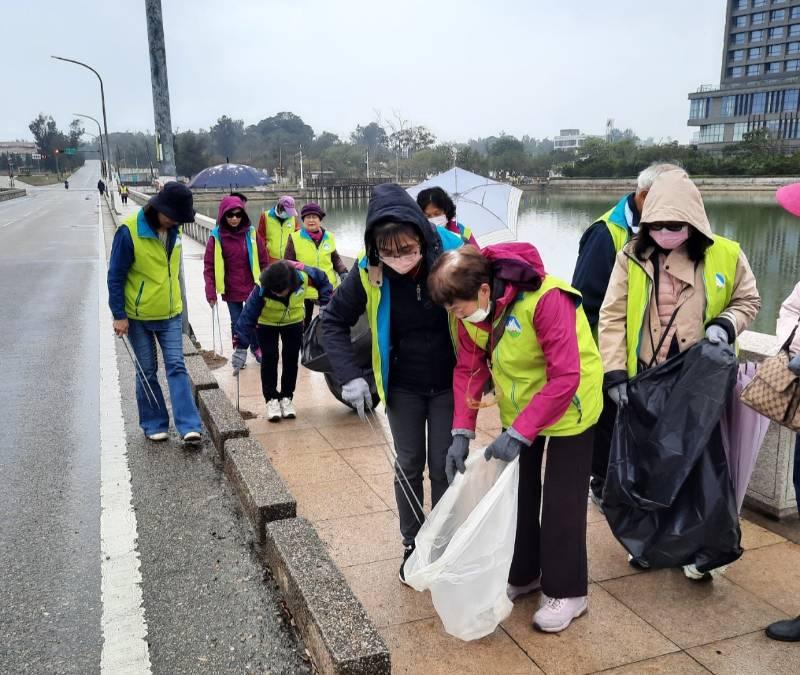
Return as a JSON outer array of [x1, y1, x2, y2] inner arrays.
[[148, 181, 195, 223], [301, 202, 326, 220]]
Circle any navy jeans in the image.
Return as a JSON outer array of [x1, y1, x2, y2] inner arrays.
[[795, 435, 800, 515], [127, 316, 202, 437], [228, 300, 258, 354]]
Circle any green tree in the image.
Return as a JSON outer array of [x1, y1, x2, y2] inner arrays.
[[174, 130, 210, 177], [350, 122, 388, 153], [210, 115, 244, 162]]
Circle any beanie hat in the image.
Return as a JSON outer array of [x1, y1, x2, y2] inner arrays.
[[148, 181, 195, 223], [301, 202, 326, 219]]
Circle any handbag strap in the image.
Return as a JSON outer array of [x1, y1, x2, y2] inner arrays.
[[779, 320, 800, 353]]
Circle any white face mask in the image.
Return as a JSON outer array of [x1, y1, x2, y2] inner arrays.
[[464, 300, 491, 324], [428, 215, 448, 227]]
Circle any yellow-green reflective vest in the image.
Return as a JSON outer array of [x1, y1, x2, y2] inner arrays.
[[289, 229, 340, 301], [264, 211, 297, 260], [122, 210, 183, 321], [462, 276, 604, 436], [211, 226, 261, 295], [597, 195, 633, 255], [357, 225, 464, 403], [624, 235, 740, 377], [257, 270, 308, 326]]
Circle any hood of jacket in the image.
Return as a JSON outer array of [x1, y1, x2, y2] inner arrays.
[[216, 195, 251, 230], [365, 183, 441, 268], [482, 242, 546, 313], [640, 169, 712, 240]]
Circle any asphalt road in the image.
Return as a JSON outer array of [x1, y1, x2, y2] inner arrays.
[[0, 162, 309, 674]]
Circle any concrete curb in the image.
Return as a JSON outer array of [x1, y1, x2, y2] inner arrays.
[[0, 188, 27, 202], [265, 518, 391, 675], [182, 334, 198, 356], [223, 438, 296, 542], [197, 388, 249, 458], [184, 353, 218, 402]]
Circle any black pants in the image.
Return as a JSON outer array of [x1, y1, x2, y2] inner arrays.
[[121, 194, 128, 204], [385, 387, 454, 547], [303, 299, 315, 330], [509, 428, 594, 598], [589, 390, 617, 499], [256, 322, 303, 401]]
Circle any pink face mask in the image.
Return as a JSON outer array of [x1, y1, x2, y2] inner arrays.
[[380, 250, 422, 275], [650, 226, 689, 250]]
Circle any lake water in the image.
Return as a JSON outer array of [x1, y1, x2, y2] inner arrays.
[[196, 191, 800, 335]]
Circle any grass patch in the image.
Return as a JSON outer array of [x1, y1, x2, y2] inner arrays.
[[16, 173, 64, 186]]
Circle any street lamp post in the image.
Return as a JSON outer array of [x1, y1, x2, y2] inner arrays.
[[51, 56, 112, 182], [73, 113, 107, 179]]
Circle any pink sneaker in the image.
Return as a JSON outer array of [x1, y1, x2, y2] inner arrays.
[[251, 346, 262, 363], [533, 595, 588, 633]]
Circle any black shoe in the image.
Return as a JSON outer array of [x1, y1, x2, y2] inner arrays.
[[766, 617, 800, 642], [399, 545, 415, 586]]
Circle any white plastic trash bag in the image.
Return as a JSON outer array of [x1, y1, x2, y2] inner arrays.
[[403, 452, 520, 641]]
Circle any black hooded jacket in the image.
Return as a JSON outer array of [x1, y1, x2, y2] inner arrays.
[[321, 183, 457, 394]]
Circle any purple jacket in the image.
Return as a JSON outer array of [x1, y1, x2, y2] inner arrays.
[[203, 196, 268, 303]]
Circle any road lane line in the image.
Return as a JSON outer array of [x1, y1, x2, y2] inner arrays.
[[97, 196, 152, 674]]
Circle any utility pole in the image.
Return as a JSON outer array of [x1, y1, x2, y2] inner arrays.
[[366, 148, 370, 181], [145, 0, 177, 178], [298, 145, 304, 188]]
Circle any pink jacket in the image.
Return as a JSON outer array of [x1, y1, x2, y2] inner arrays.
[[452, 243, 581, 442], [777, 281, 800, 355]]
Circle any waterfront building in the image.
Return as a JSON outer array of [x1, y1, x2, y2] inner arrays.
[[688, 0, 800, 150]]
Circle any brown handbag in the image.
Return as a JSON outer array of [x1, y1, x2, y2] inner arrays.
[[740, 325, 800, 431]]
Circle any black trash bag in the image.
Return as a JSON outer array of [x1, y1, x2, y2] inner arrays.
[[323, 371, 381, 411], [603, 340, 742, 572], [301, 311, 372, 373]]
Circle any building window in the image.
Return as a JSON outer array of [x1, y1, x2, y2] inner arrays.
[[770, 26, 785, 39], [731, 31, 747, 44], [731, 48, 746, 61], [752, 0, 766, 6], [721, 96, 736, 117], [753, 91, 767, 112], [750, 29, 765, 41], [729, 66, 746, 77], [733, 122, 749, 142], [752, 12, 766, 25], [789, 41, 800, 53], [749, 47, 763, 59], [747, 64, 762, 76], [767, 61, 783, 73], [793, 6, 800, 19], [698, 125, 725, 144], [735, 0, 748, 8], [689, 98, 710, 119], [734, 15, 748, 28], [767, 119, 781, 136], [791, 24, 800, 36], [787, 59, 800, 71], [785, 89, 799, 111], [769, 44, 783, 57], [767, 89, 783, 113], [771, 9, 786, 22]]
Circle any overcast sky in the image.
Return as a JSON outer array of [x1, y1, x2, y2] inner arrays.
[[3, 0, 727, 144]]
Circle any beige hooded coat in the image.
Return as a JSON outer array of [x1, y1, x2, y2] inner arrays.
[[598, 169, 761, 380]]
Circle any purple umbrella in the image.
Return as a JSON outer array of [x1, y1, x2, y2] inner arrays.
[[187, 163, 273, 189]]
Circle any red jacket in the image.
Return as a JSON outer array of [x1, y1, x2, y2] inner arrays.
[[452, 242, 581, 442]]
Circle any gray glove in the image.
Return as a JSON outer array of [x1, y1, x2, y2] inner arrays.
[[341, 377, 372, 420], [231, 348, 247, 377], [790, 354, 800, 375], [705, 325, 729, 345], [484, 430, 527, 463], [608, 382, 628, 407], [445, 433, 471, 484]]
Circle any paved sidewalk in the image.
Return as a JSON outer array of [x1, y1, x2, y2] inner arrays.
[[123, 197, 800, 674]]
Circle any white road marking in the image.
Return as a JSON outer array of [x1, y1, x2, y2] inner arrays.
[[97, 195, 152, 674]]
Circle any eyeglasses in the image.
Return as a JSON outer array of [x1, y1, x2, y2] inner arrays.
[[226, 211, 244, 219], [648, 223, 685, 232]]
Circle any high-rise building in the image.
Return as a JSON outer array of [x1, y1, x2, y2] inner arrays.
[[687, 0, 800, 150]]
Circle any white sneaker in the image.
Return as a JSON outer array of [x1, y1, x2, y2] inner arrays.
[[533, 595, 588, 633], [507, 578, 542, 602], [266, 399, 282, 422], [182, 431, 201, 445], [147, 432, 168, 442], [683, 563, 727, 581], [280, 397, 296, 419]]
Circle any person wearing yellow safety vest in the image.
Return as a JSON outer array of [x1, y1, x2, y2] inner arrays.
[[599, 168, 761, 581], [572, 162, 683, 510], [428, 242, 604, 634], [284, 202, 348, 327], [256, 195, 300, 263], [231, 260, 333, 423], [203, 195, 268, 369], [107, 181, 203, 445], [416, 186, 479, 247], [119, 183, 129, 205], [321, 183, 463, 585]]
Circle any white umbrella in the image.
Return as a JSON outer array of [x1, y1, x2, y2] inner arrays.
[[407, 167, 522, 246]]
